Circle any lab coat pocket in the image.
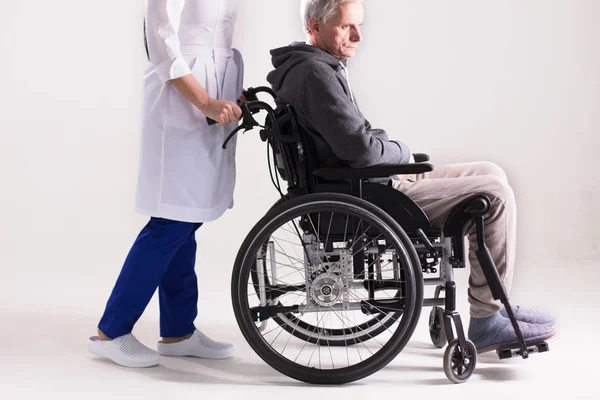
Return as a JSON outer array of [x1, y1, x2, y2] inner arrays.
[[166, 56, 208, 132]]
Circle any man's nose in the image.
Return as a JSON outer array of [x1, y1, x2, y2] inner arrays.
[[351, 26, 362, 42]]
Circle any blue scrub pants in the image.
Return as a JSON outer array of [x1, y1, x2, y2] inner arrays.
[[98, 217, 203, 339]]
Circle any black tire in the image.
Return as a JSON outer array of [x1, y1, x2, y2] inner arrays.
[[443, 339, 477, 384], [232, 193, 423, 384], [429, 307, 447, 348]]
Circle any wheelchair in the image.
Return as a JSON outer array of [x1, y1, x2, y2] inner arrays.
[[218, 87, 550, 385]]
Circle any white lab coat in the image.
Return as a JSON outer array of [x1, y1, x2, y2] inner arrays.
[[135, 0, 243, 223]]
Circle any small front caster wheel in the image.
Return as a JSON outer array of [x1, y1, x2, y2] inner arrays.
[[443, 338, 477, 383], [429, 306, 447, 348]]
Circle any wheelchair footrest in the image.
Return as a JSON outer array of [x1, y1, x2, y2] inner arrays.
[[496, 342, 549, 359]]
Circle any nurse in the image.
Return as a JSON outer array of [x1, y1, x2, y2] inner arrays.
[[88, 0, 245, 368]]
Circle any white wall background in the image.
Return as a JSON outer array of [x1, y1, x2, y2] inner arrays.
[[0, 0, 598, 316]]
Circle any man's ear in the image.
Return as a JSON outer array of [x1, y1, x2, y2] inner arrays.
[[308, 17, 321, 38]]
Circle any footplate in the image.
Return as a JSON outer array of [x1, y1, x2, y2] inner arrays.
[[497, 342, 549, 360]]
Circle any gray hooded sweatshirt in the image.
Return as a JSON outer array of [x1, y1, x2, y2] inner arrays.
[[266, 42, 411, 169]]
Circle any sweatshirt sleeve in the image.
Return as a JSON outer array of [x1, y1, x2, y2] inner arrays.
[[145, 0, 191, 83], [298, 66, 411, 168]]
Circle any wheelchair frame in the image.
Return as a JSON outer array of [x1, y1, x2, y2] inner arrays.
[[223, 87, 549, 384]]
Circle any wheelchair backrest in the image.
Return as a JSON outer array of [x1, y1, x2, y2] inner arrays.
[[267, 102, 321, 194]]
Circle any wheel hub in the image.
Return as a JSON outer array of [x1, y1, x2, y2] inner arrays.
[[311, 273, 343, 306]]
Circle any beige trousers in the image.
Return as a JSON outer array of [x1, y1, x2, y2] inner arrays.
[[392, 162, 517, 318]]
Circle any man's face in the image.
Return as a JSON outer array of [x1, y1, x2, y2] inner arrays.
[[311, 2, 364, 59]]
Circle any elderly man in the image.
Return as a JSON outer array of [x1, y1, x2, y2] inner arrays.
[[266, 0, 555, 353]]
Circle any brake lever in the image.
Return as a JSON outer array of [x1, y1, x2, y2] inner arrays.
[[221, 102, 260, 149]]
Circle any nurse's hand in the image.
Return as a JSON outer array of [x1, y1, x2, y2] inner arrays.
[[203, 99, 243, 126]]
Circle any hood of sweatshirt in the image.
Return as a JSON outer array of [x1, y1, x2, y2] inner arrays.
[[267, 42, 346, 94]]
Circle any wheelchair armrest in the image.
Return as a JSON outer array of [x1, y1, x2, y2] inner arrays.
[[313, 162, 434, 180], [413, 153, 430, 163]]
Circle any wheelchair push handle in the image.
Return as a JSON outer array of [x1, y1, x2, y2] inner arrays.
[[206, 87, 276, 126], [221, 99, 277, 149]]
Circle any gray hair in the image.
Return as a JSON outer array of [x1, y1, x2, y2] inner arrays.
[[300, 0, 363, 34]]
